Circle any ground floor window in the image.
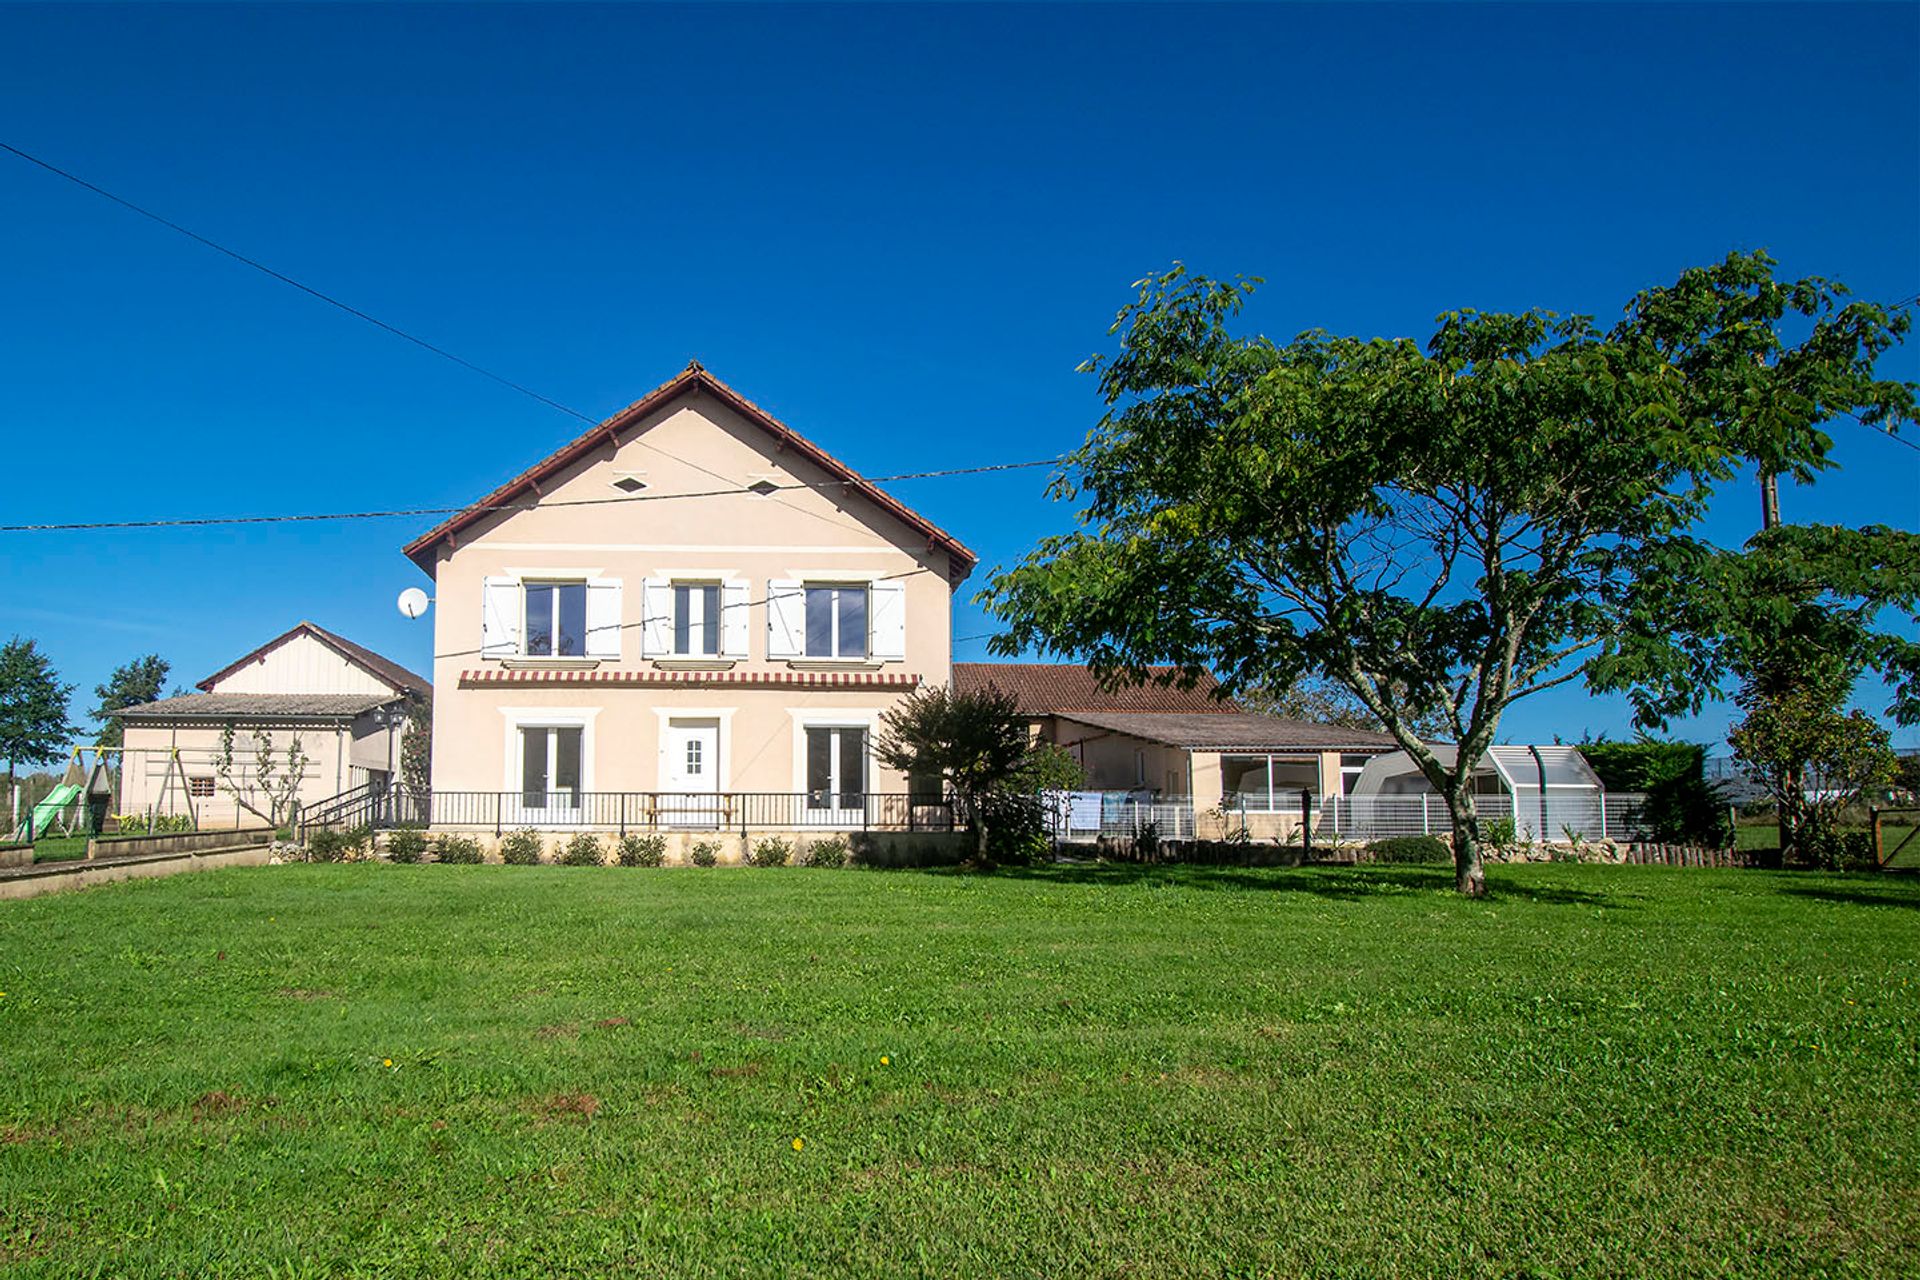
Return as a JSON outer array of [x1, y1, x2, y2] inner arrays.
[[1222, 755, 1319, 812], [520, 726, 583, 809], [805, 726, 866, 811]]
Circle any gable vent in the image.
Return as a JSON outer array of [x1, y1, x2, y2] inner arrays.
[[611, 476, 647, 494]]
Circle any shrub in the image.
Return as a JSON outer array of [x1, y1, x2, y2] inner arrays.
[[435, 833, 483, 865], [306, 828, 350, 863], [499, 828, 545, 865], [804, 836, 848, 868], [386, 827, 429, 864], [341, 825, 374, 860], [616, 833, 666, 867], [558, 832, 605, 866], [1366, 834, 1450, 864], [1483, 817, 1516, 849], [689, 840, 721, 867], [750, 837, 791, 867], [1579, 739, 1731, 846]]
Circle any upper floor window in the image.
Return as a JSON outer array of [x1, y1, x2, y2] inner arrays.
[[767, 578, 905, 662], [673, 583, 722, 658], [524, 581, 587, 657], [805, 584, 868, 660], [481, 575, 622, 661]]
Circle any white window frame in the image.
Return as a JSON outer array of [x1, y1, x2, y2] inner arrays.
[[520, 579, 589, 659], [789, 709, 881, 825], [1222, 755, 1321, 813], [499, 707, 598, 824], [803, 582, 870, 661], [670, 581, 723, 658]]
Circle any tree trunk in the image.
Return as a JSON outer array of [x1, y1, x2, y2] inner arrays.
[[970, 791, 991, 865], [1443, 788, 1487, 897]]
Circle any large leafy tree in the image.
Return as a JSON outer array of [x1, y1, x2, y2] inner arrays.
[[874, 685, 1038, 865], [0, 637, 76, 823], [91, 653, 170, 750], [986, 253, 1913, 896]]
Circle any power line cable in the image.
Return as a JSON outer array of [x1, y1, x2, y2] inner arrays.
[[0, 456, 1069, 534]]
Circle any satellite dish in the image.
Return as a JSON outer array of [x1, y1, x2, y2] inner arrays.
[[397, 587, 431, 620]]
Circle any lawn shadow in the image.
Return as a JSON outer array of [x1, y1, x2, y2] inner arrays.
[[979, 860, 1617, 906], [1780, 880, 1920, 911]]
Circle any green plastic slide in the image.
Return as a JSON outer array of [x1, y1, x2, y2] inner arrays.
[[15, 783, 81, 841]]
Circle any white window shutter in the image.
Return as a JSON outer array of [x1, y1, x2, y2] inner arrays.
[[586, 578, 622, 659], [640, 579, 673, 657], [767, 580, 804, 659], [721, 581, 750, 658], [481, 577, 520, 658], [869, 581, 906, 660]]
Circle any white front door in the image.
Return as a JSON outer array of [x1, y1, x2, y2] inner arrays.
[[661, 718, 721, 826]]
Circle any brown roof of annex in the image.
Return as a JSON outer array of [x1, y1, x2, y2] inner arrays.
[[951, 662, 1234, 715], [400, 362, 978, 580]]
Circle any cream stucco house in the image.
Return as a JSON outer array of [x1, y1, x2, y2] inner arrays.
[[115, 622, 429, 829], [401, 363, 974, 834]]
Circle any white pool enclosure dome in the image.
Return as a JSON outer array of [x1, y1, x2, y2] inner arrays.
[[1343, 744, 1627, 842]]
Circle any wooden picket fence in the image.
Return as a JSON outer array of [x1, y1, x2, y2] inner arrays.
[[1618, 843, 1751, 868]]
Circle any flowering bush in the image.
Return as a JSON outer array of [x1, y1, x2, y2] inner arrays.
[[617, 834, 666, 867], [499, 828, 545, 865]]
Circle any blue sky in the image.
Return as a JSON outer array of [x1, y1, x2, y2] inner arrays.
[[2, 2, 1915, 751]]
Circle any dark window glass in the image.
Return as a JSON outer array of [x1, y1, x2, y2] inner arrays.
[[673, 585, 692, 655], [838, 728, 866, 807], [555, 584, 586, 657], [805, 587, 834, 658], [806, 727, 832, 808], [837, 588, 867, 658], [522, 729, 548, 808], [554, 727, 582, 802], [701, 585, 720, 656], [525, 584, 554, 657]]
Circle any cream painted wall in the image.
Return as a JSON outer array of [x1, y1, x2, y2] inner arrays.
[[118, 719, 383, 826], [425, 392, 961, 798], [207, 632, 397, 697]]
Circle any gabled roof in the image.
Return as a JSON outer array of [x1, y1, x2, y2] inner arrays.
[[1055, 710, 1398, 753], [196, 622, 431, 699], [952, 662, 1232, 715], [400, 362, 978, 579]]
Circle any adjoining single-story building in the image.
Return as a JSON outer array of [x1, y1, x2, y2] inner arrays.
[[951, 663, 1398, 840], [114, 622, 429, 828]]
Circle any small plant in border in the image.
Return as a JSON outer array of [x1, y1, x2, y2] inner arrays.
[[804, 836, 849, 868], [616, 834, 666, 867], [499, 828, 545, 865], [306, 827, 349, 863], [750, 836, 792, 867], [559, 832, 605, 866], [385, 827, 429, 864], [689, 840, 721, 867], [434, 834, 483, 865]]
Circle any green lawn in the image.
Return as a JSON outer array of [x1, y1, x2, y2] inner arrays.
[[3, 862, 1918, 1278]]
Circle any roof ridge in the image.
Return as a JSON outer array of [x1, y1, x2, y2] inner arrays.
[[399, 365, 978, 579]]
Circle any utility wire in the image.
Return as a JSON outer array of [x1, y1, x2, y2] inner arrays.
[[0, 140, 1067, 540], [0, 456, 1069, 534]]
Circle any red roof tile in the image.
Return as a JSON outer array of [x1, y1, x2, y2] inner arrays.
[[401, 363, 977, 579], [951, 663, 1232, 715]]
